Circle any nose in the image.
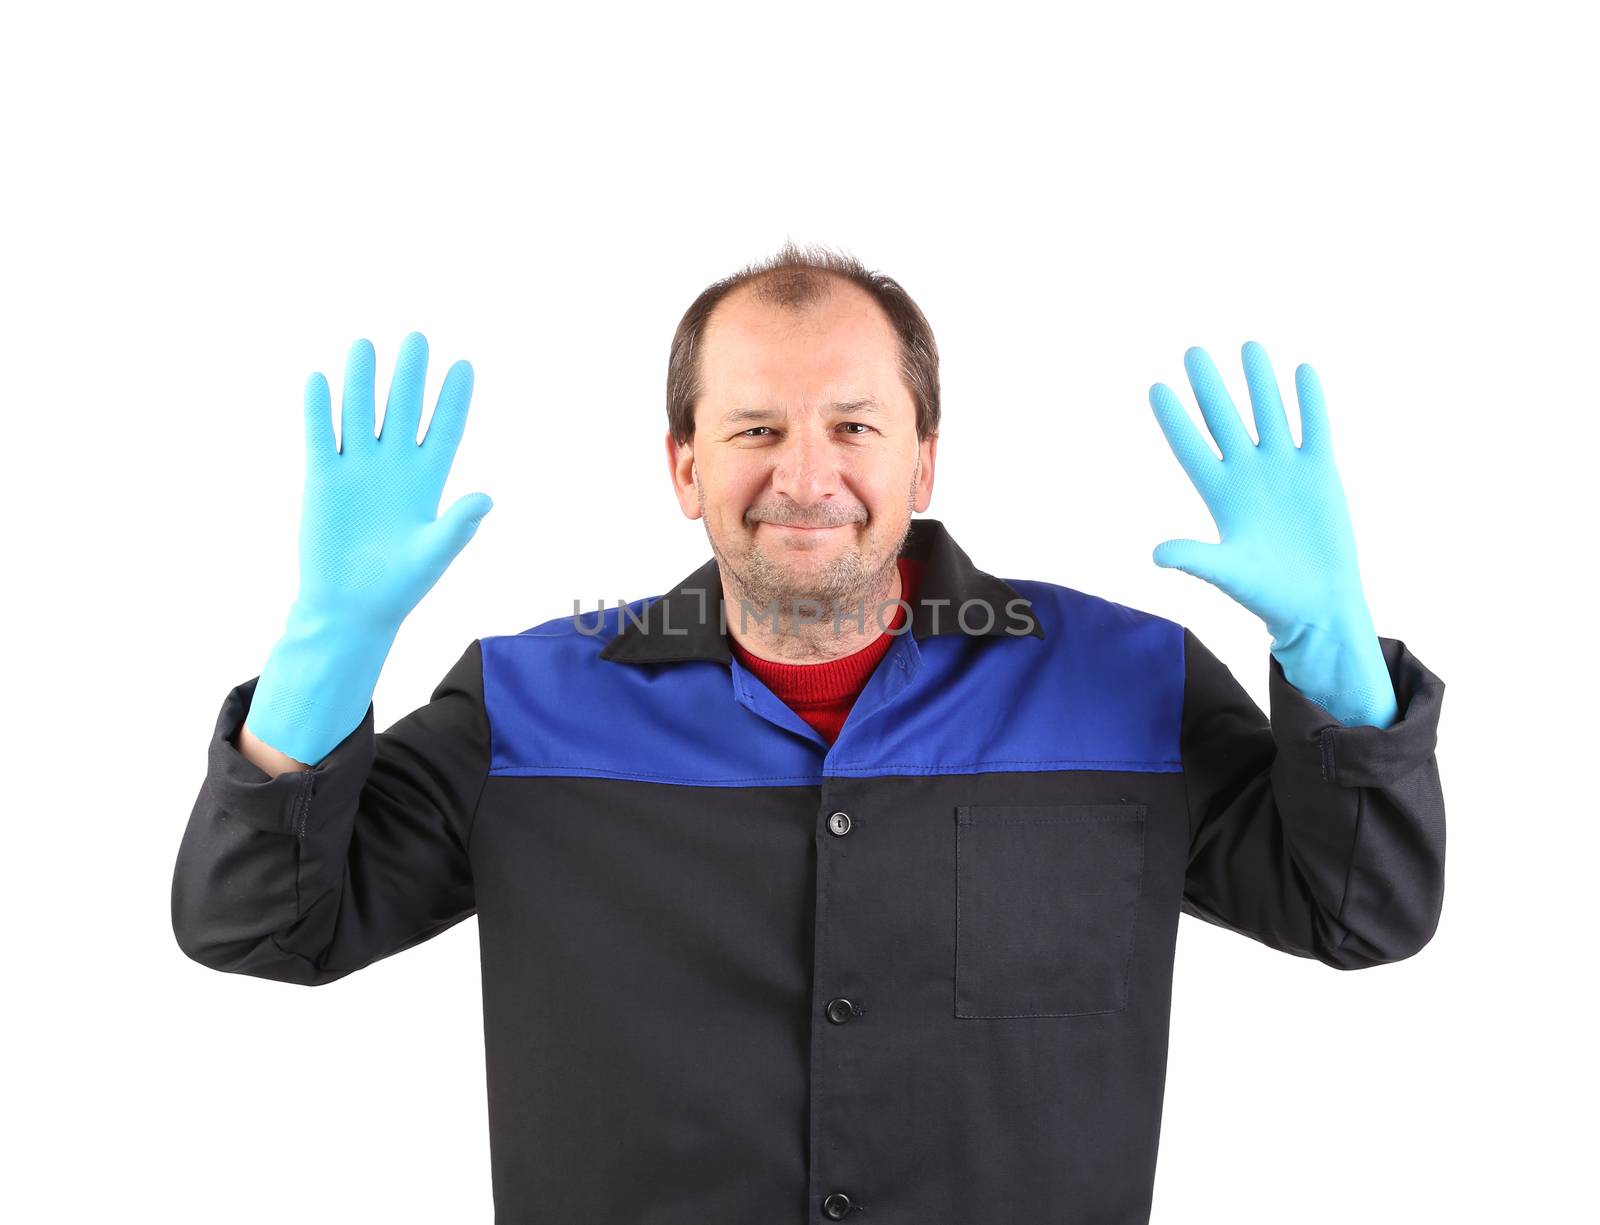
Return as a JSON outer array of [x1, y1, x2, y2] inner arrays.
[[769, 423, 844, 515]]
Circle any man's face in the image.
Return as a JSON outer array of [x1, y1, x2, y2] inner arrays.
[[669, 279, 937, 619]]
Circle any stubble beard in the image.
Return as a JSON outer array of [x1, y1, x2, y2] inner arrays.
[[697, 462, 920, 638]]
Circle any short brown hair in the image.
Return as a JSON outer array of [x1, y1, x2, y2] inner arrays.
[[666, 239, 941, 447]]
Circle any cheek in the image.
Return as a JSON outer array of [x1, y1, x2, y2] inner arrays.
[[704, 473, 764, 524], [859, 468, 915, 508]]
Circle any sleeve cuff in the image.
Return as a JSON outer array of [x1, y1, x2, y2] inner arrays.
[[205, 675, 378, 838], [1267, 637, 1445, 789]]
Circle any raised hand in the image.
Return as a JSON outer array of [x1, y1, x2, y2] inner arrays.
[[1148, 341, 1397, 728], [296, 332, 493, 629], [245, 331, 493, 764]]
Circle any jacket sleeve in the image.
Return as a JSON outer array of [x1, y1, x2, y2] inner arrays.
[[1179, 628, 1447, 969], [170, 639, 491, 987]]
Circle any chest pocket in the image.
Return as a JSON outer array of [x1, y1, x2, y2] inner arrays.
[[955, 803, 1147, 1018]]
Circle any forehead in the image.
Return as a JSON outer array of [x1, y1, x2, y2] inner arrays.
[[699, 280, 904, 404]]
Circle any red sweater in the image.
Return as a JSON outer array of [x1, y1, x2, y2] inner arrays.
[[728, 556, 925, 745]]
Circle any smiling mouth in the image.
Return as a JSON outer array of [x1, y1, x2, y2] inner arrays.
[[759, 522, 854, 535]]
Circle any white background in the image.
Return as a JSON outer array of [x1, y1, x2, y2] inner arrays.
[[4, 1, 1593, 1221]]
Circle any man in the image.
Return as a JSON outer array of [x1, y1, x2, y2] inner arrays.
[[171, 242, 1447, 1224]]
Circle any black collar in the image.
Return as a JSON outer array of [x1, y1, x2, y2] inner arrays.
[[599, 517, 1045, 666]]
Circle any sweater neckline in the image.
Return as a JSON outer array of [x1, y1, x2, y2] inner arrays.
[[727, 557, 925, 706]]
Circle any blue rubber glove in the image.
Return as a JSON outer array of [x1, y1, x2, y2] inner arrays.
[[1148, 342, 1398, 729], [244, 331, 494, 765]]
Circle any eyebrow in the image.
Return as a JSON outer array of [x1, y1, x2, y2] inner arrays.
[[719, 399, 880, 426]]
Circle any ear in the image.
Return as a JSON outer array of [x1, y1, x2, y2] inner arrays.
[[668, 430, 702, 520], [913, 431, 937, 513]]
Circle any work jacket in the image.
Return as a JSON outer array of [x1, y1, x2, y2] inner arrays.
[[171, 516, 1448, 1224]]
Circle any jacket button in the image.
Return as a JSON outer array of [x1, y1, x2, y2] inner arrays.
[[822, 1191, 853, 1218], [827, 811, 852, 835], [825, 997, 855, 1024]]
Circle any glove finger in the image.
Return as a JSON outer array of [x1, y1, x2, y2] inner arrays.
[[1241, 340, 1293, 452], [382, 331, 429, 446], [421, 358, 476, 478], [1295, 362, 1332, 456], [1149, 381, 1223, 499], [1152, 537, 1231, 589], [1183, 346, 1255, 461], [303, 371, 336, 464], [341, 338, 377, 453], [422, 492, 494, 573]]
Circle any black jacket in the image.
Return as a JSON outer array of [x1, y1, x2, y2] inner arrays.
[[171, 516, 1447, 1224]]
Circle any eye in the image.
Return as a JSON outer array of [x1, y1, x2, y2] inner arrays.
[[839, 422, 873, 435], [739, 426, 774, 438]]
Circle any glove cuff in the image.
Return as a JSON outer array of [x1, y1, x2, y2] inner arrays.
[[243, 605, 400, 765], [1269, 611, 1399, 728]]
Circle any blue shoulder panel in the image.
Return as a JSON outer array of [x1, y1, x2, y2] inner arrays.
[[482, 581, 1185, 786], [822, 579, 1184, 778], [482, 599, 828, 787]]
